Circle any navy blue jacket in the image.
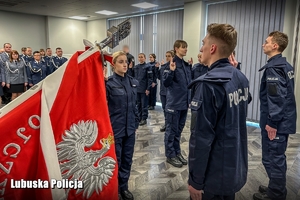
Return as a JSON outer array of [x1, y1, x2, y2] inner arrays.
[[156, 63, 168, 96], [163, 55, 192, 110], [259, 54, 296, 134], [130, 62, 153, 93], [148, 61, 159, 84], [191, 63, 208, 80], [51, 56, 68, 73], [27, 60, 48, 85], [188, 58, 249, 195], [106, 73, 139, 138]]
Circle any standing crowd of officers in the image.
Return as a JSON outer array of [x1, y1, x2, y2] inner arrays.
[[106, 24, 296, 200], [0, 43, 68, 106]]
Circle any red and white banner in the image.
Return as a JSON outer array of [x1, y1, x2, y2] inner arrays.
[[0, 48, 118, 200]]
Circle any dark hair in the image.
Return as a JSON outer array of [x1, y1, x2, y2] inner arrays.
[[3, 43, 11, 48], [46, 48, 51, 51], [173, 40, 188, 53], [207, 23, 237, 57], [149, 53, 156, 59], [33, 51, 40, 55], [56, 47, 62, 51], [21, 47, 27, 52], [9, 50, 20, 62], [268, 31, 288, 52], [40, 48, 45, 52], [138, 53, 146, 58]]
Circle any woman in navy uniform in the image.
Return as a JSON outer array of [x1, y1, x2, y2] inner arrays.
[[27, 51, 48, 86], [106, 51, 139, 200], [157, 50, 174, 132], [147, 53, 159, 110], [163, 40, 192, 168], [5, 50, 28, 100], [130, 53, 153, 126]]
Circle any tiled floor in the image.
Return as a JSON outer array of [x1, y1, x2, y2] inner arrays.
[[129, 106, 300, 200]]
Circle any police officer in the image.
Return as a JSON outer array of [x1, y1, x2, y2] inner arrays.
[[5, 50, 28, 100], [253, 31, 297, 200], [106, 51, 139, 200], [188, 23, 249, 200], [44, 48, 53, 74], [148, 53, 159, 110], [50, 47, 68, 73], [0, 43, 12, 104], [191, 53, 208, 80], [157, 50, 174, 132], [163, 40, 192, 168], [129, 53, 153, 126], [123, 45, 135, 71], [27, 51, 48, 86]]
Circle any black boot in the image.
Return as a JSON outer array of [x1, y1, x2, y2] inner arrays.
[[160, 124, 166, 132], [167, 157, 183, 168], [177, 153, 187, 165], [258, 185, 268, 193], [253, 193, 271, 200], [121, 190, 134, 200], [139, 119, 147, 126]]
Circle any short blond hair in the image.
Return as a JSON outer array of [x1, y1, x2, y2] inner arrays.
[[112, 51, 127, 64], [207, 23, 237, 57]]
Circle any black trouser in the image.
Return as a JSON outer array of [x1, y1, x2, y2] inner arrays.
[[261, 130, 288, 200], [164, 109, 187, 158], [137, 92, 148, 121], [2, 86, 11, 103], [115, 133, 135, 192], [148, 85, 157, 107]]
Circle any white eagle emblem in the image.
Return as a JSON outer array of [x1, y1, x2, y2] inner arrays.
[[57, 120, 116, 198]]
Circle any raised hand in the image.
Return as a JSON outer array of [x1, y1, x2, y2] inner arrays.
[[129, 61, 133, 68], [229, 53, 238, 68], [188, 57, 193, 65], [155, 62, 160, 68], [170, 59, 176, 71], [160, 60, 165, 65]]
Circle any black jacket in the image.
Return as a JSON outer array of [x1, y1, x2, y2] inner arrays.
[[188, 58, 249, 195], [106, 73, 139, 138], [259, 54, 296, 134], [163, 55, 192, 110]]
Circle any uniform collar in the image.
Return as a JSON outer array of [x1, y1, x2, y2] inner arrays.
[[35, 60, 40, 64], [188, 58, 233, 89], [259, 53, 286, 71], [113, 72, 127, 81]]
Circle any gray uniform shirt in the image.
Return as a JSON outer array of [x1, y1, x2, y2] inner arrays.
[[5, 60, 28, 84]]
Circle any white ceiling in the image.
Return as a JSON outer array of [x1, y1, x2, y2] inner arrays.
[[0, 0, 200, 21]]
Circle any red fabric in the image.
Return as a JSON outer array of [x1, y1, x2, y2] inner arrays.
[[50, 51, 118, 200], [0, 50, 118, 200], [0, 91, 52, 200]]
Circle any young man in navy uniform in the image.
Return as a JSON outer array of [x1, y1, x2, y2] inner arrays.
[[51, 47, 68, 73], [163, 40, 193, 168], [253, 31, 297, 200], [27, 51, 48, 86], [188, 23, 249, 200], [129, 53, 153, 126]]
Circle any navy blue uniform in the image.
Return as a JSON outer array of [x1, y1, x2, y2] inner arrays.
[[163, 55, 191, 158], [259, 54, 296, 200], [106, 73, 139, 192], [27, 60, 48, 85], [131, 62, 153, 121], [191, 63, 208, 80], [157, 63, 168, 117], [50, 56, 68, 73], [148, 61, 158, 108], [188, 58, 249, 197]]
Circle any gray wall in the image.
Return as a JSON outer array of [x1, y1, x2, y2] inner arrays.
[[207, 0, 285, 121]]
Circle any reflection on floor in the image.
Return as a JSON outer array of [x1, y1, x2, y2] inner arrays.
[[130, 106, 300, 200]]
